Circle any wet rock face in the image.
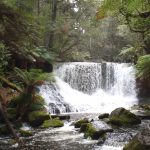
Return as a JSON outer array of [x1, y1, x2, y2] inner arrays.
[[123, 128, 150, 150], [98, 113, 109, 119], [109, 107, 141, 126]]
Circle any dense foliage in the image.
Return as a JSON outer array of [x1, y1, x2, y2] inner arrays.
[[98, 0, 150, 79]]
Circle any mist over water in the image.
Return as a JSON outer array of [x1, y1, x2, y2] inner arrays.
[[40, 62, 138, 114]]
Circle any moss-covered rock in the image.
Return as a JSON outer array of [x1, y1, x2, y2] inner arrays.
[[109, 107, 141, 126], [123, 137, 149, 150], [20, 130, 33, 137], [74, 118, 89, 128], [123, 128, 150, 150], [80, 123, 107, 140], [28, 110, 50, 127], [41, 119, 64, 128], [0, 124, 9, 135]]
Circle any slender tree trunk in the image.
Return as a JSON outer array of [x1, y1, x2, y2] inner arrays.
[[47, 0, 58, 50], [0, 103, 20, 141], [37, 0, 40, 16]]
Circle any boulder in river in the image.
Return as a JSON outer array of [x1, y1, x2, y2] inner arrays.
[[80, 120, 113, 140], [41, 119, 64, 128], [109, 107, 141, 126], [123, 127, 150, 150]]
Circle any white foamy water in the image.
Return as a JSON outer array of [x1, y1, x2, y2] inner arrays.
[[40, 62, 138, 114]]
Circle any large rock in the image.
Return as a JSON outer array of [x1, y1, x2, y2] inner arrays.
[[123, 128, 150, 150], [28, 110, 50, 127], [80, 120, 113, 140], [80, 123, 112, 140], [41, 119, 64, 128], [109, 107, 141, 126]]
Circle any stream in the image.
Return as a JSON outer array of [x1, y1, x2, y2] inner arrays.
[[0, 62, 149, 150], [0, 113, 149, 150]]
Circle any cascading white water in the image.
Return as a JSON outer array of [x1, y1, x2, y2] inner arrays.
[[40, 62, 138, 114]]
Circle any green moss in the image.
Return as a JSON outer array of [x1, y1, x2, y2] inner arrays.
[[20, 130, 33, 137], [123, 137, 149, 150], [74, 118, 89, 128], [28, 110, 50, 127], [80, 123, 89, 133], [84, 123, 96, 139], [81, 123, 106, 140], [41, 119, 64, 128]]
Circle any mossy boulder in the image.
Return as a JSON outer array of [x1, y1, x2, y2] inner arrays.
[[109, 107, 141, 126], [123, 128, 150, 150], [28, 110, 50, 127], [20, 130, 33, 137], [41, 119, 64, 128], [0, 124, 9, 135], [80, 121, 113, 140], [80, 123, 108, 140], [74, 118, 89, 128]]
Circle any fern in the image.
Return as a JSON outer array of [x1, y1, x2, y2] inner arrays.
[[136, 55, 150, 79], [14, 68, 55, 87]]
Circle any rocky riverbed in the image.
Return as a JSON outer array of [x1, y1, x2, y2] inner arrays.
[[0, 112, 150, 150]]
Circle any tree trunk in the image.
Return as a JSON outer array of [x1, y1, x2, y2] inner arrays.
[[37, 0, 40, 16], [47, 0, 58, 50], [0, 89, 22, 143], [0, 103, 20, 140]]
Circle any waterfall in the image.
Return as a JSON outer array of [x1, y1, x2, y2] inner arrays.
[[40, 62, 137, 114]]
